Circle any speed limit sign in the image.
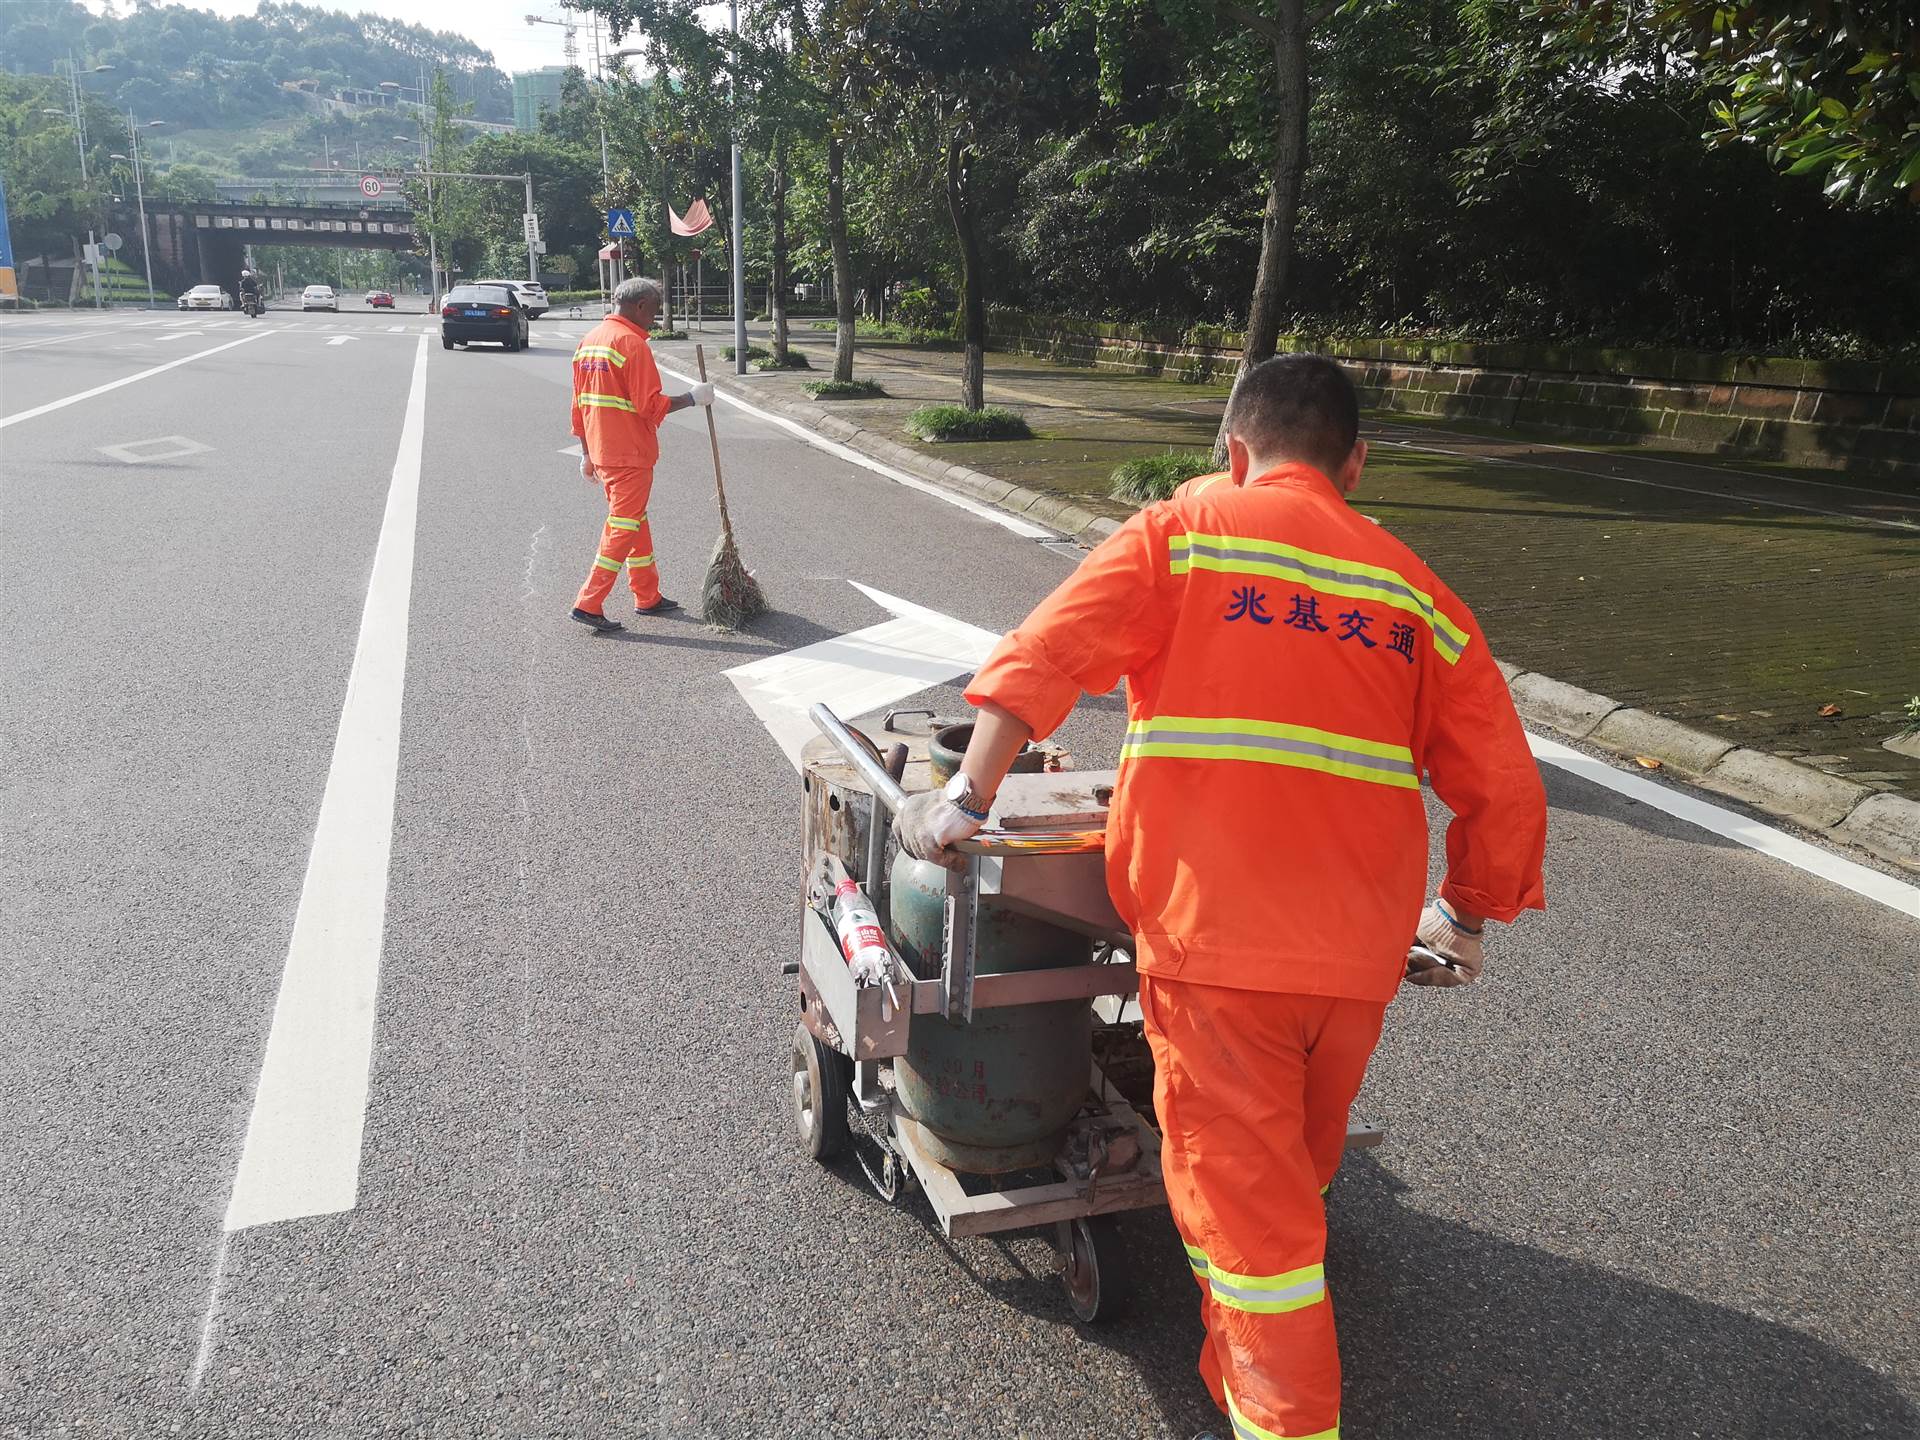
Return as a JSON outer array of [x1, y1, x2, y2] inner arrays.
[[359, 175, 383, 198]]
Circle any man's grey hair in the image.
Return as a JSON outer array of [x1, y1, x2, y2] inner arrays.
[[612, 277, 662, 311]]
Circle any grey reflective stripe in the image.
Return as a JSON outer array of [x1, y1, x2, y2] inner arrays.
[[1209, 1273, 1325, 1307], [1124, 728, 1417, 780], [1181, 538, 1464, 657]]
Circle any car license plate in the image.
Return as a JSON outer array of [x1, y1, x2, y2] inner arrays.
[[463, 308, 486, 317]]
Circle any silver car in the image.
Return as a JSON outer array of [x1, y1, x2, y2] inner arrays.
[[177, 284, 233, 311]]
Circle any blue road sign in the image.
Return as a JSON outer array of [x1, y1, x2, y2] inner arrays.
[[606, 208, 636, 238]]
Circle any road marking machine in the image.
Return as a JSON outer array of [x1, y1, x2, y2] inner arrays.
[[788, 704, 1384, 1321]]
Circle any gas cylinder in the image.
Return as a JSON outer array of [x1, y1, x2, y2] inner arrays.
[[887, 724, 1093, 1173]]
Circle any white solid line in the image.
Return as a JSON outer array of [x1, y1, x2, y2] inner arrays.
[[0, 329, 275, 430], [1527, 733, 1918, 920], [220, 333, 430, 1231], [656, 361, 1057, 540], [0, 329, 113, 354]]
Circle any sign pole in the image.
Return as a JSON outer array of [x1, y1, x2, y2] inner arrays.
[[730, 0, 747, 375]]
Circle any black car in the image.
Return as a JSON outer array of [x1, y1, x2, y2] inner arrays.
[[440, 284, 530, 351]]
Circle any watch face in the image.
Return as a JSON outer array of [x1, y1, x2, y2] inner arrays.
[[943, 772, 971, 805]]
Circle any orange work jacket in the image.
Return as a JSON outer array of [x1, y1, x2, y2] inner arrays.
[[571, 314, 673, 470], [966, 463, 1546, 1003]]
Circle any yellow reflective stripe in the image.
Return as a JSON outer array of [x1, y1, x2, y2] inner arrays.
[[1168, 531, 1469, 663], [576, 392, 638, 413], [1206, 1260, 1325, 1314], [573, 343, 626, 366], [627, 553, 655, 568], [1319, 1182, 1330, 1196], [593, 555, 621, 573], [1184, 1243, 1209, 1275], [1124, 717, 1418, 790], [1226, 1386, 1339, 1440], [607, 516, 642, 531]]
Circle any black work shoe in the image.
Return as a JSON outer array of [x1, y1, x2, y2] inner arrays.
[[570, 607, 624, 633], [636, 596, 682, 615]]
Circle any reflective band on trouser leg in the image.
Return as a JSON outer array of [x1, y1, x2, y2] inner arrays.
[[1225, 1387, 1339, 1440], [1123, 716, 1419, 790], [1141, 978, 1375, 1440], [598, 465, 660, 609], [1168, 531, 1470, 663], [593, 555, 622, 573], [607, 516, 642, 532]]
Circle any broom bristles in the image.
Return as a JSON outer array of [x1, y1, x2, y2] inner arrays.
[[701, 529, 767, 631]]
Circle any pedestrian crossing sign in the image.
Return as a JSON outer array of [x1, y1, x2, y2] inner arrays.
[[607, 208, 636, 237]]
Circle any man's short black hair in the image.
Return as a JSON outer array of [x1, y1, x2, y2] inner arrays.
[[1223, 353, 1359, 475]]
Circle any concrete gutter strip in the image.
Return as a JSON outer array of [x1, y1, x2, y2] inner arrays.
[[716, 372, 1920, 875]]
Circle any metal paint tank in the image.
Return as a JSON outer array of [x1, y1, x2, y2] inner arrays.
[[887, 724, 1093, 1173]]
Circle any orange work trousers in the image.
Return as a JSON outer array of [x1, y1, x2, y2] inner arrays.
[[1139, 975, 1387, 1440], [575, 464, 660, 613]]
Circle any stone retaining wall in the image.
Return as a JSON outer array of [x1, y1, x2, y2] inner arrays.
[[988, 308, 1920, 484]]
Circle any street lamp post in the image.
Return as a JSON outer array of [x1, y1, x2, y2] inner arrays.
[[51, 54, 113, 184], [728, 0, 746, 376], [111, 111, 164, 307]]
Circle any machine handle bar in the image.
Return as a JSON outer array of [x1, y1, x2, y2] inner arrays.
[[807, 704, 1106, 858]]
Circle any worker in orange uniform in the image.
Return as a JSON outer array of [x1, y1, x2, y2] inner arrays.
[[897, 355, 1547, 1440], [569, 276, 713, 633]]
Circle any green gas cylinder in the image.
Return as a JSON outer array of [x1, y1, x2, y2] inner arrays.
[[886, 725, 1093, 1173]]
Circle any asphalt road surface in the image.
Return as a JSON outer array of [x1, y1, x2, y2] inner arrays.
[[2, 308, 1914, 1440]]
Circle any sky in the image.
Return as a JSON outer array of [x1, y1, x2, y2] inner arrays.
[[77, 0, 618, 76]]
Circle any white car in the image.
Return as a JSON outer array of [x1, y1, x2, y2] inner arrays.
[[177, 284, 232, 311], [301, 285, 338, 312], [476, 278, 548, 318]]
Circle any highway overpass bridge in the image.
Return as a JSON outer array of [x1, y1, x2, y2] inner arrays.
[[124, 197, 421, 295]]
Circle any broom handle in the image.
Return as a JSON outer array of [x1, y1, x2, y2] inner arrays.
[[694, 344, 736, 540]]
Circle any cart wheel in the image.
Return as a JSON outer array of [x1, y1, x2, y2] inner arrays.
[[791, 1022, 850, 1161], [1059, 1216, 1129, 1324]]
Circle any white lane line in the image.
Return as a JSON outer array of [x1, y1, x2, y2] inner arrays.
[[0, 329, 118, 354], [725, 582, 999, 768], [220, 333, 430, 1231], [1527, 733, 1918, 920], [326, 335, 357, 346], [0, 329, 275, 431], [656, 360, 1057, 540]]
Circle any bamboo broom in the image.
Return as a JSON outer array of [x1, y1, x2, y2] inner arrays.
[[694, 343, 767, 630]]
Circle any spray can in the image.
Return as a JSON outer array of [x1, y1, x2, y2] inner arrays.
[[832, 878, 890, 980]]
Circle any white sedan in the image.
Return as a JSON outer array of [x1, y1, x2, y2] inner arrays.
[[177, 284, 233, 311], [301, 285, 339, 312]]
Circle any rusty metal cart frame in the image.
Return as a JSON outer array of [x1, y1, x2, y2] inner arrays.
[[790, 703, 1382, 1322]]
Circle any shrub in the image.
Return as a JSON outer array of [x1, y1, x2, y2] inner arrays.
[[802, 378, 887, 399], [651, 328, 688, 340], [906, 404, 1033, 442], [753, 350, 812, 370], [894, 286, 950, 333], [1109, 449, 1217, 503], [721, 343, 771, 362]]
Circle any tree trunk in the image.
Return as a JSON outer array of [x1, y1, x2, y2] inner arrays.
[[946, 131, 986, 412], [827, 133, 855, 382], [1216, 0, 1309, 460], [769, 139, 790, 365]]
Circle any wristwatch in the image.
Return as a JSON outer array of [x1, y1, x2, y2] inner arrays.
[[943, 771, 992, 823]]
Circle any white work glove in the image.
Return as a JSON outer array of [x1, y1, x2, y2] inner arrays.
[[895, 790, 983, 870], [579, 455, 597, 482], [688, 382, 714, 408], [1407, 898, 1485, 987]]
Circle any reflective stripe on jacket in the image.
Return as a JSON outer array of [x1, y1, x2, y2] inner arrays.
[[571, 314, 672, 469], [965, 463, 1546, 1002]]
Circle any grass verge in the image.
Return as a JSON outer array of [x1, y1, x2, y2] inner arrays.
[[906, 404, 1033, 442], [753, 350, 812, 370], [803, 378, 887, 400], [1109, 449, 1217, 503]]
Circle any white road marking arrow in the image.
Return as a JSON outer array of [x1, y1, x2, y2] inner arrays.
[[726, 582, 998, 771], [326, 335, 357, 346]]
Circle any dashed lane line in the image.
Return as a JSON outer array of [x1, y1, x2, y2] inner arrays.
[[218, 332, 431, 1232]]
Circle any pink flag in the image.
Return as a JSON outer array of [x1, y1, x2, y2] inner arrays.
[[669, 199, 714, 237]]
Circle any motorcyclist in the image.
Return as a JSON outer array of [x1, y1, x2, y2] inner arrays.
[[237, 268, 263, 314]]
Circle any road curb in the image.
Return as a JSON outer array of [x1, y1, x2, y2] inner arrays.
[[710, 370, 1918, 875], [706, 373, 1123, 545]]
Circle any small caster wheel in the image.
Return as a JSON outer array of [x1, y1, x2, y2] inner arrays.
[[1059, 1215, 1129, 1324], [791, 1021, 850, 1160]]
